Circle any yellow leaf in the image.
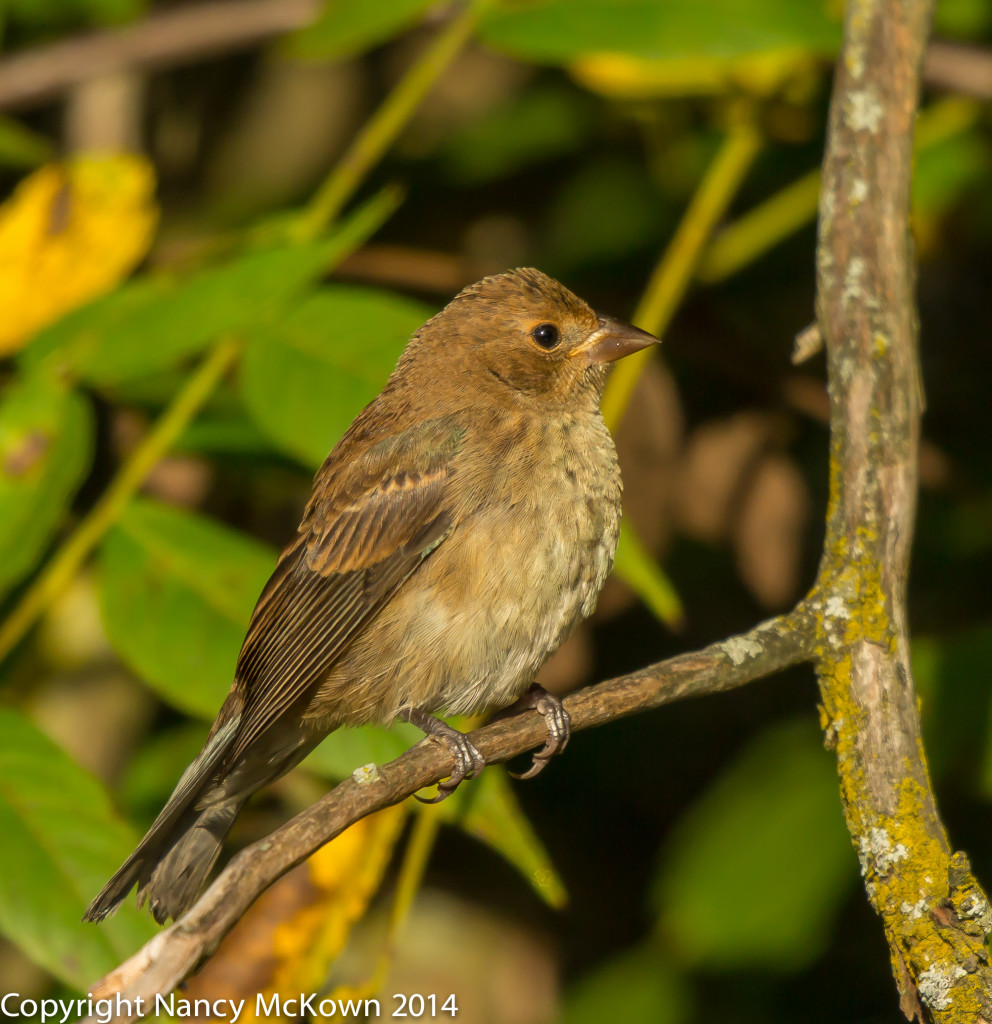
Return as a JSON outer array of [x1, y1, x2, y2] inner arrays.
[[270, 808, 407, 1001], [0, 153, 158, 355], [185, 805, 408, 1020], [571, 49, 818, 100]]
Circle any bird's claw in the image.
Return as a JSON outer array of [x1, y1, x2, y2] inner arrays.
[[400, 708, 486, 804], [508, 685, 571, 781], [416, 730, 486, 803]]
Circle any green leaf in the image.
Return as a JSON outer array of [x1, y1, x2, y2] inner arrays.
[[0, 709, 158, 989], [934, 0, 992, 36], [913, 129, 989, 224], [22, 242, 334, 387], [613, 520, 683, 628], [444, 767, 568, 908], [481, 0, 841, 65], [0, 116, 54, 168], [99, 499, 276, 718], [304, 721, 426, 779], [241, 286, 434, 467], [543, 158, 668, 271], [562, 945, 689, 1024], [22, 189, 399, 387], [653, 717, 855, 970], [291, 0, 435, 59], [0, 369, 93, 599], [119, 722, 207, 822], [441, 85, 592, 185]]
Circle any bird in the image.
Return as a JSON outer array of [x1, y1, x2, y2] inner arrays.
[[84, 267, 657, 925]]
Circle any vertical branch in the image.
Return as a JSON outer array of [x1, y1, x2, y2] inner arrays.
[[813, 0, 992, 1019]]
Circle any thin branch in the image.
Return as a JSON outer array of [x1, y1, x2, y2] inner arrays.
[[791, 322, 823, 364], [295, 0, 491, 240], [812, 0, 992, 1019], [696, 96, 978, 284], [925, 41, 992, 100], [82, 610, 813, 1020], [600, 117, 762, 430], [0, 0, 321, 111]]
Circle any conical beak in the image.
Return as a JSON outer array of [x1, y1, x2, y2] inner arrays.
[[579, 316, 659, 364]]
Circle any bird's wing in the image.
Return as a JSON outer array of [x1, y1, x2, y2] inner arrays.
[[228, 414, 465, 760]]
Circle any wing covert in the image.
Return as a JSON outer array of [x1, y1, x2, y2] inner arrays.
[[227, 415, 464, 759]]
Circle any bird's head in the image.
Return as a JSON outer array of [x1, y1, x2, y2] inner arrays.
[[401, 268, 658, 409]]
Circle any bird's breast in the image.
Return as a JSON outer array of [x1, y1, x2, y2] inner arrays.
[[311, 410, 622, 725], [420, 411, 621, 713]]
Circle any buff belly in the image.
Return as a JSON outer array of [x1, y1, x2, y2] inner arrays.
[[306, 419, 621, 729]]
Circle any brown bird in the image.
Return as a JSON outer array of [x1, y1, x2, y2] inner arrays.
[[84, 267, 657, 925]]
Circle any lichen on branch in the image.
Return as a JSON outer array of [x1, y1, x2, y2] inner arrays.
[[812, 0, 992, 1018]]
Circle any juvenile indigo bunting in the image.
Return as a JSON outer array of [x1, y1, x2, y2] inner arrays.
[[85, 267, 657, 924]]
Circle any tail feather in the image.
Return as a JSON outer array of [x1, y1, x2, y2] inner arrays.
[[85, 714, 322, 925], [83, 716, 240, 923], [139, 799, 245, 924]]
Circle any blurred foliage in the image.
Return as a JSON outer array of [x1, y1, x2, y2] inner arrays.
[[0, 0, 990, 1021], [99, 498, 276, 716], [0, 116, 53, 168], [290, 0, 438, 61], [185, 806, 410, 1021], [479, 0, 841, 64], [241, 285, 434, 465], [0, 709, 156, 988], [0, 368, 92, 598], [653, 718, 855, 971]]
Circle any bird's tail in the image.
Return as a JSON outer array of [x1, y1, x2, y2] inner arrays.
[[83, 716, 241, 925], [138, 796, 246, 924]]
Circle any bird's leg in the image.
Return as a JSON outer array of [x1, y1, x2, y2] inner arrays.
[[400, 707, 486, 804], [502, 683, 572, 780]]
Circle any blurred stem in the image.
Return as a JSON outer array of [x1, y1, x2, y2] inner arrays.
[[696, 96, 979, 283], [296, 0, 490, 241], [325, 806, 443, 1003], [601, 120, 762, 430], [695, 166, 819, 284], [376, 808, 443, 977], [0, 338, 241, 665]]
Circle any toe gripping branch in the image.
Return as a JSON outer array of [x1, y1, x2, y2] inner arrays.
[[400, 707, 487, 804], [507, 683, 571, 780], [401, 684, 572, 802]]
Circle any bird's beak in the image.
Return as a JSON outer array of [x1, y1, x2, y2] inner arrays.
[[578, 316, 659, 364]]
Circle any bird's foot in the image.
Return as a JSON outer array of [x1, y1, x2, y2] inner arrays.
[[505, 684, 571, 780], [401, 708, 486, 804]]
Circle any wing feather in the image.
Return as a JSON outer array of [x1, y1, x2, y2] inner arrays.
[[226, 415, 463, 761]]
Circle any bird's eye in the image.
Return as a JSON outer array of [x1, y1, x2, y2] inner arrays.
[[531, 323, 561, 350]]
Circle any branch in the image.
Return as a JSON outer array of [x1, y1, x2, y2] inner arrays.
[[925, 41, 992, 100], [0, 0, 321, 111], [600, 117, 761, 429], [812, 0, 992, 1019], [82, 611, 813, 1020]]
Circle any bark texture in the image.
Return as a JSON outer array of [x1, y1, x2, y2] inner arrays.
[[812, 0, 992, 1018]]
